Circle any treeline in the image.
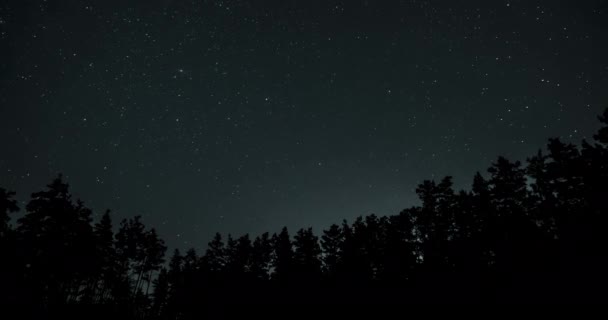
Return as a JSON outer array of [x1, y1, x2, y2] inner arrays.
[[2, 109, 608, 315], [0, 180, 167, 317]]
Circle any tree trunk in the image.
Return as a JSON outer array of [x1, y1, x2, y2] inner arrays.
[[133, 255, 148, 298], [145, 270, 153, 296]]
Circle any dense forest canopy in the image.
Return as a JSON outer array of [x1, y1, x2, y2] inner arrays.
[[1, 108, 608, 316]]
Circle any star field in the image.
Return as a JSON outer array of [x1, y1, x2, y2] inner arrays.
[[1, 0, 607, 249]]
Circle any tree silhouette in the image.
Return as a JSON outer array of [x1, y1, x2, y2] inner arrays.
[[271, 227, 293, 285], [203, 233, 226, 274], [225, 234, 252, 277], [16, 175, 97, 307], [2, 108, 608, 313], [92, 210, 115, 303], [137, 228, 166, 297], [250, 232, 272, 281], [320, 224, 343, 279], [293, 228, 322, 284], [379, 211, 416, 284], [151, 267, 168, 317]]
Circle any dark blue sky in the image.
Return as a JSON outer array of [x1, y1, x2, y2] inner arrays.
[[1, 0, 607, 250]]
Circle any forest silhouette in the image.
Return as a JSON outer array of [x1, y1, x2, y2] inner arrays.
[[2, 108, 608, 316]]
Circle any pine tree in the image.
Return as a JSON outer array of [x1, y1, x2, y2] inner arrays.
[[320, 224, 343, 278], [93, 210, 115, 303], [293, 228, 322, 281], [250, 232, 272, 281], [271, 227, 293, 283]]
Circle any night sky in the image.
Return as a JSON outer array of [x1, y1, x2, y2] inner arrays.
[[1, 0, 607, 250]]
